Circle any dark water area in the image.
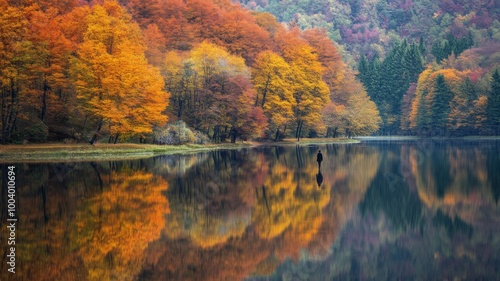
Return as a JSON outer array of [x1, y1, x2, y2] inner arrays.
[[1, 140, 500, 280]]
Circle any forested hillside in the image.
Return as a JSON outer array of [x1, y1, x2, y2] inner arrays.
[[0, 0, 380, 144], [1, 0, 499, 143], [238, 0, 500, 135]]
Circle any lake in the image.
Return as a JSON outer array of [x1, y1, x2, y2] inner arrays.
[[1, 139, 499, 280]]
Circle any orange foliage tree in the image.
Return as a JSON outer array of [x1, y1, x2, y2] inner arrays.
[[69, 2, 169, 143]]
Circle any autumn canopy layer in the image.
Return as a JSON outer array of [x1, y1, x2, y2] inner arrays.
[[2, 0, 499, 144], [0, 0, 381, 144]]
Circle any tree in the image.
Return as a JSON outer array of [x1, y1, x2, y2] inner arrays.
[[0, 1, 28, 143], [143, 23, 167, 66], [187, 41, 251, 141], [252, 51, 294, 140], [213, 9, 271, 64], [302, 28, 345, 95], [69, 2, 169, 143], [324, 71, 381, 137], [431, 74, 454, 133], [486, 69, 500, 134], [358, 40, 424, 134], [283, 44, 330, 140]]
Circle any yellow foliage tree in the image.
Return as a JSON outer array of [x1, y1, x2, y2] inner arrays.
[[69, 2, 168, 143], [323, 71, 381, 137], [283, 44, 330, 139], [252, 51, 294, 139]]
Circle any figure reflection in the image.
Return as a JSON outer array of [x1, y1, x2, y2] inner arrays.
[[316, 168, 323, 187]]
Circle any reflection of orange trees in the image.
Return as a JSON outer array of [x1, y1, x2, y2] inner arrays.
[[163, 151, 268, 248], [74, 170, 169, 281], [4, 163, 91, 281], [407, 144, 499, 224], [139, 145, 381, 280], [253, 161, 329, 247], [308, 145, 381, 257], [140, 231, 271, 281]]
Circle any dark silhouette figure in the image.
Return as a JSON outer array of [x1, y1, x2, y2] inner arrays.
[[316, 150, 323, 169], [316, 170, 323, 187]]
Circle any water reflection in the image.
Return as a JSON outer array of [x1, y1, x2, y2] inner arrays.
[[1, 140, 499, 280]]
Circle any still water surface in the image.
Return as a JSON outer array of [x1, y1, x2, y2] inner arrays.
[[1, 140, 499, 280]]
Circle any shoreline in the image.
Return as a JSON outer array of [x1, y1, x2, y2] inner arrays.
[[0, 138, 357, 163]]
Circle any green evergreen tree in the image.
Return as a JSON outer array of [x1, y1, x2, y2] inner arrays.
[[419, 36, 426, 55], [487, 70, 500, 134], [359, 40, 425, 134], [459, 77, 478, 133], [431, 33, 474, 63], [431, 74, 454, 133], [416, 89, 430, 133]]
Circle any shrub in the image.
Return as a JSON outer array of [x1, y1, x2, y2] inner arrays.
[[154, 121, 196, 145], [193, 130, 210, 144]]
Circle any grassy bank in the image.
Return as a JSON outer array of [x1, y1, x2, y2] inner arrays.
[[0, 142, 256, 162], [0, 138, 357, 162]]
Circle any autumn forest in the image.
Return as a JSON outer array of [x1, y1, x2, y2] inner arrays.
[[1, 0, 499, 144]]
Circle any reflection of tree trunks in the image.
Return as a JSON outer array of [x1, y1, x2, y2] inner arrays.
[[1, 165, 7, 222], [41, 185, 48, 223], [90, 162, 103, 191], [295, 145, 303, 168], [261, 186, 270, 216]]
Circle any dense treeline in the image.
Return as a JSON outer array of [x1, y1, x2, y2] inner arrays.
[[359, 39, 500, 136], [358, 39, 425, 133], [240, 0, 500, 136], [0, 0, 381, 144]]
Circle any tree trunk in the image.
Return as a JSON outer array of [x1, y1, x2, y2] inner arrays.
[[177, 99, 183, 118], [90, 119, 103, 145], [295, 121, 300, 141], [230, 128, 237, 143], [296, 120, 303, 141], [114, 134, 119, 144], [274, 127, 280, 142], [40, 79, 48, 122], [1, 84, 18, 144]]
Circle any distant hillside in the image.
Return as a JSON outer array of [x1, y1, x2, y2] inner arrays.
[[236, 0, 500, 63]]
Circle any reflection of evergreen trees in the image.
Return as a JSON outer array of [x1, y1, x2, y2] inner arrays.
[[487, 141, 500, 204], [430, 147, 453, 198], [359, 148, 423, 231], [432, 210, 473, 239]]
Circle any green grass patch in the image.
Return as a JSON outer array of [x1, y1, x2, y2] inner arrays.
[[0, 138, 356, 162], [0, 142, 255, 162]]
